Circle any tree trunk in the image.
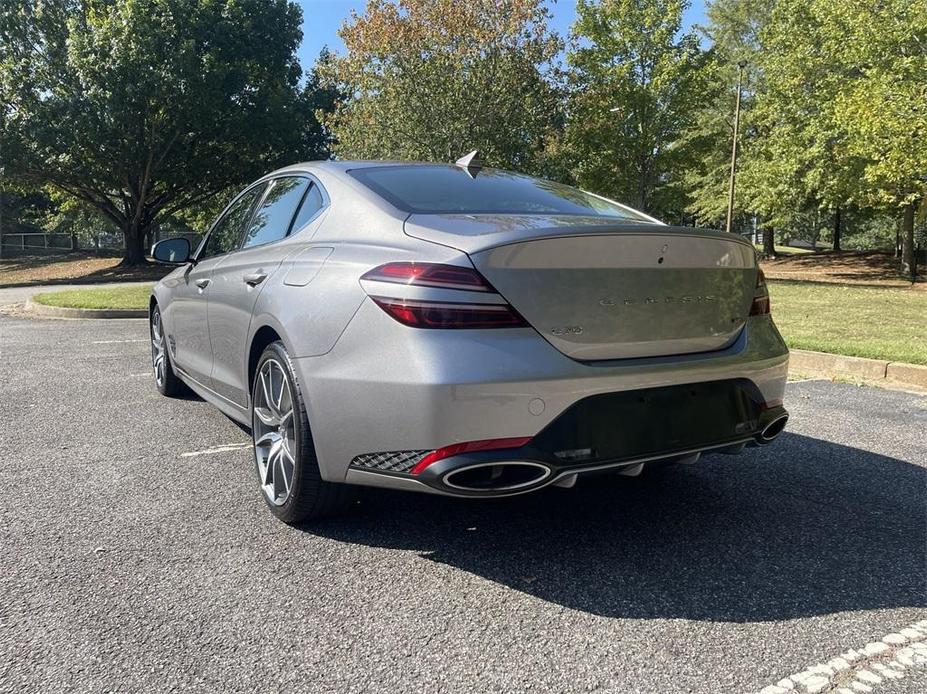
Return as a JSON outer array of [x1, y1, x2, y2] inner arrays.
[[901, 202, 916, 280], [763, 225, 776, 258], [832, 207, 841, 252], [120, 222, 149, 266]]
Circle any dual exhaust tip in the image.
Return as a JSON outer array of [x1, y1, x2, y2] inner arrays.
[[431, 412, 790, 495]]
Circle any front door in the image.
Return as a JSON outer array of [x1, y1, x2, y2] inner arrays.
[[167, 257, 223, 385], [169, 183, 265, 388]]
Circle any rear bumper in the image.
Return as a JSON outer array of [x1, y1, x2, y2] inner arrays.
[[415, 404, 788, 497], [294, 300, 789, 492], [359, 382, 788, 497]]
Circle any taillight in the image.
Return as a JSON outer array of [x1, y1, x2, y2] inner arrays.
[[410, 437, 533, 475], [361, 262, 492, 291], [371, 297, 526, 328], [363, 262, 528, 329], [750, 266, 771, 315]]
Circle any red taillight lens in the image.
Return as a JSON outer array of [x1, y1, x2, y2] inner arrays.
[[750, 266, 771, 315], [362, 262, 493, 291], [371, 297, 527, 329], [364, 261, 528, 329], [410, 436, 534, 475]]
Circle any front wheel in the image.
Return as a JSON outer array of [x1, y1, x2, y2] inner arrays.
[[150, 304, 187, 397], [251, 341, 349, 524]]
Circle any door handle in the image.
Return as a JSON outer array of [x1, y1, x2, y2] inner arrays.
[[243, 272, 268, 287], [195, 278, 210, 289]]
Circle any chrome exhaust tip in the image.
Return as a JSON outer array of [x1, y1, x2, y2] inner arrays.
[[757, 413, 789, 444], [441, 461, 552, 493]]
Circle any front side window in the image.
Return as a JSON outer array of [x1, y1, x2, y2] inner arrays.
[[241, 177, 311, 249], [349, 165, 652, 220], [200, 185, 264, 260]]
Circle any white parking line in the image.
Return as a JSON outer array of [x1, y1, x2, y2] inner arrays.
[[180, 443, 251, 458], [757, 620, 927, 693], [91, 339, 148, 344]]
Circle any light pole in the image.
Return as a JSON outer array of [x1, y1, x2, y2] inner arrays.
[[725, 61, 747, 235]]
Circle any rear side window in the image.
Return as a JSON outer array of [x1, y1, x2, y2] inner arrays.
[[290, 183, 325, 233], [349, 165, 650, 220], [241, 177, 311, 249], [201, 185, 264, 259]]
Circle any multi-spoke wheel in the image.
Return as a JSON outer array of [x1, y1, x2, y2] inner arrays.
[[149, 304, 185, 396], [251, 341, 349, 523], [253, 359, 297, 506]]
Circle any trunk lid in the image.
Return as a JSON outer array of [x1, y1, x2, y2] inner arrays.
[[405, 214, 757, 361]]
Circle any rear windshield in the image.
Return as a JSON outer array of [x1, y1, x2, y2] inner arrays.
[[348, 165, 651, 220]]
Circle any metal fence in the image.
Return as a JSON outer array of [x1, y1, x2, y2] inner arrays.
[[0, 232, 75, 252]]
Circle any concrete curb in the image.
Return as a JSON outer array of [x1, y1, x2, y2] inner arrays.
[[26, 298, 147, 320], [789, 348, 927, 389], [886, 362, 927, 389]]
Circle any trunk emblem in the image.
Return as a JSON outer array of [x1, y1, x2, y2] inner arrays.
[[599, 295, 718, 307], [551, 325, 584, 336]]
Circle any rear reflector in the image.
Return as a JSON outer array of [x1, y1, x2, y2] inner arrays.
[[371, 297, 527, 329], [362, 262, 492, 291], [749, 295, 770, 315], [410, 436, 534, 475]]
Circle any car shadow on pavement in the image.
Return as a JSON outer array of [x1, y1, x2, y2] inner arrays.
[[309, 432, 926, 622]]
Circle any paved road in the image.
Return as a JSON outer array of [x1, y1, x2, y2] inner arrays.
[[1, 312, 925, 693]]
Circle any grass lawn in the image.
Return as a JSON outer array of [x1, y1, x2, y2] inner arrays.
[[769, 280, 927, 365], [33, 284, 153, 310]]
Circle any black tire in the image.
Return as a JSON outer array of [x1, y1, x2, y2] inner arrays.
[[251, 341, 349, 524], [150, 304, 187, 397]]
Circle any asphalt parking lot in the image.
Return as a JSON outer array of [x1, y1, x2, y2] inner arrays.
[[1, 308, 925, 693]]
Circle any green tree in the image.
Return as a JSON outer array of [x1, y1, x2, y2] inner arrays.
[[0, 0, 330, 265], [681, 0, 771, 230], [563, 0, 710, 220], [820, 0, 926, 276], [320, 0, 562, 170], [744, 0, 925, 273]]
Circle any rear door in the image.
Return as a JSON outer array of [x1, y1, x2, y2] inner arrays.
[[207, 176, 327, 407], [168, 185, 263, 385]]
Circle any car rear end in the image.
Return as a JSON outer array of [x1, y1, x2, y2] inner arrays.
[[295, 164, 789, 496]]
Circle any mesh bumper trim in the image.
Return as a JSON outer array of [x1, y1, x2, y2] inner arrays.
[[350, 450, 430, 474]]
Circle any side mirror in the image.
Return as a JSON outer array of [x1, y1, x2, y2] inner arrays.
[[151, 238, 192, 265]]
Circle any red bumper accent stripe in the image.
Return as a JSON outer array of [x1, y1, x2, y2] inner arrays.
[[410, 436, 533, 475]]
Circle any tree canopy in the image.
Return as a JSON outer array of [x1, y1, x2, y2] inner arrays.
[[0, 0, 330, 264], [0, 0, 924, 275], [562, 0, 710, 220], [319, 0, 563, 170]]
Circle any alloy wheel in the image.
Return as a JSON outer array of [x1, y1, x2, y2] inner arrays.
[[253, 359, 297, 506], [150, 308, 166, 387]]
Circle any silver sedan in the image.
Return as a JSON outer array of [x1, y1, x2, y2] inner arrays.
[[150, 157, 789, 524]]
